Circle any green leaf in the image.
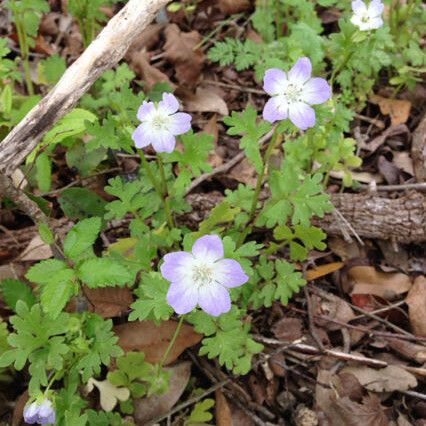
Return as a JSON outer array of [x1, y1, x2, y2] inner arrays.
[[185, 399, 215, 424], [63, 217, 101, 261], [58, 187, 107, 220], [35, 151, 52, 192], [224, 105, 272, 173], [38, 54, 66, 85], [129, 272, 173, 322], [198, 202, 240, 235], [275, 260, 306, 305], [0, 279, 36, 311], [77, 257, 133, 288], [26, 259, 69, 285], [38, 222, 54, 245]]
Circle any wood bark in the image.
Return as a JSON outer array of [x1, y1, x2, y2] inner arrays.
[[412, 113, 426, 182], [0, 0, 170, 176], [1, 191, 425, 254]]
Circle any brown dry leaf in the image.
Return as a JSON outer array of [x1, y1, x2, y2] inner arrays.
[[370, 95, 412, 126], [406, 276, 426, 337], [360, 124, 409, 153], [328, 237, 364, 260], [229, 158, 257, 185], [313, 292, 355, 331], [0, 264, 24, 280], [393, 151, 414, 175], [127, 23, 164, 52], [114, 320, 202, 365], [306, 262, 344, 281], [39, 13, 60, 36], [378, 155, 400, 185], [342, 365, 417, 392], [215, 390, 232, 426], [348, 266, 412, 300], [184, 87, 229, 116], [387, 338, 426, 364], [129, 50, 174, 91], [203, 115, 224, 168], [397, 413, 413, 426], [85, 287, 133, 318], [133, 361, 191, 424], [163, 24, 205, 87], [218, 0, 251, 14], [20, 235, 53, 261], [272, 317, 303, 342]]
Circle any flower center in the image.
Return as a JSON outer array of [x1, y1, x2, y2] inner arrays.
[[151, 113, 171, 131], [192, 264, 214, 287], [284, 83, 303, 103]]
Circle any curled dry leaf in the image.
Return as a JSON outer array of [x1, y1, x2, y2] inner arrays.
[[114, 320, 202, 365], [406, 276, 426, 337], [184, 87, 229, 116], [128, 50, 174, 91], [342, 365, 417, 393], [393, 151, 414, 176], [305, 262, 344, 281], [84, 286, 133, 318], [313, 292, 355, 331], [218, 0, 251, 14], [133, 361, 191, 424], [86, 378, 130, 412], [347, 266, 412, 300], [163, 23, 205, 87], [360, 124, 409, 153], [370, 94, 412, 126], [272, 317, 303, 342], [215, 389, 233, 426], [20, 235, 53, 261]]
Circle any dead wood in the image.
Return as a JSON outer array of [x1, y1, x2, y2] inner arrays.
[[0, 0, 170, 176], [411, 113, 426, 182]]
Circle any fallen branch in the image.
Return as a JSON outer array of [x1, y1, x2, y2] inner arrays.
[[0, 0, 170, 176]]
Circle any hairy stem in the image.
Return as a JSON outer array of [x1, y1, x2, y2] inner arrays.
[[160, 315, 185, 368]]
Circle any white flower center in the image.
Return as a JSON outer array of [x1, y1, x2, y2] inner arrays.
[[284, 83, 303, 103], [192, 264, 214, 287], [150, 112, 171, 131], [360, 11, 371, 23]]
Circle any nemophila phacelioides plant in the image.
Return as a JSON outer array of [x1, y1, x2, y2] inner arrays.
[[0, 0, 424, 422]]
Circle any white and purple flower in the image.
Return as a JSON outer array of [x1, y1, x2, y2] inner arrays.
[[23, 399, 56, 425], [132, 93, 192, 153], [262, 57, 331, 130], [160, 235, 249, 317], [350, 0, 384, 31]]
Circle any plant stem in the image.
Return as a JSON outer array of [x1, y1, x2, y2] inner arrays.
[[160, 315, 185, 368], [138, 149, 175, 229], [157, 156, 175, 229], [237, 128, 281, 247], [15, 18, 34, 95]]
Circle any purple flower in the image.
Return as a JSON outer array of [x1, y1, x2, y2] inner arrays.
[[351, 0, 384, 31], [23, 399, 56, 425], [262, 57, 331, 130], [132, 93, 192, 153], [160, 235, 249, 317]]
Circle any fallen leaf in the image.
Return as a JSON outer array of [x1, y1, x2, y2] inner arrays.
[[360, 124, 409, 153], [163, 24, 205, 87], [387, 338, 426, 364], [393, 151, 414, 175], [134, 361, 191, 424], [342, 365, 417, 392], [39, 13, 60, 36], [34, 35, 54, 55], [114, 320, 202, 365], [127, 23, 164, 52], [86, 378, 130, 412], [203, 115, 224, 168], [406, 276, 426, 337], [229, 158, 257, 185], [129, 50, 174, 91], [184, 87, 229, 116], [370, 95, 412, 126], [313, 292, 355, 331], [0, 264, 24, 280], [20, 235, 53, 261], [215, 390, 233, 426], [85, 287, 133, 318], [378, 155, 400, 185], [348, 266, 412, 300], [272, 317, 303, 342], [328, 237, 364, 261], [218, 0, 251, 14], [306, 262, 344, 281]]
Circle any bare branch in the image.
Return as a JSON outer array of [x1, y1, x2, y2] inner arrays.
[[0, 0, 170, 175]]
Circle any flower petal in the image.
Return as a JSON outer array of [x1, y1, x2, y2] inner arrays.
[[159, 93, 179, 115], [263, 68, 287, 96], [288, 57, 312, 85], [132, 124, 151, 149], [368, 0, 384, 17], [23, 403, 38, 424], [161, 251, 194, 282], [192, 235, 223, 261], [213, 259, 249, 288], [150, 130, 176, 153], [301, 78, 331, 105], [351, 0, 367, 13], [167, 280, 198, 314], [169, 112, 192, 135], [262, 95, 289, 123], [38, 401, 55, 425], [198, 282, 231, 316], [288, 102, 316, 130], [367, 16, 383, 29], [137, 101, 156, 121]]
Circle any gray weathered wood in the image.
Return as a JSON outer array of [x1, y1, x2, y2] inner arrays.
[[0, 0, 170, 175]]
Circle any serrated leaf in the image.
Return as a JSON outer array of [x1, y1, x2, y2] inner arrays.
[[0, 279, 36, 311], [63, 217, 101, 260], [78, 258, 133, 288], [26, 259, 68, 285]]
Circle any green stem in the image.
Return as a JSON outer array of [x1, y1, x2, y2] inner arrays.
[[157, 156, 175, 229], [160, 315, 185, 368], [237, 128, 281, 247], [15, 18, 34, 95], [138, 149, 175, 229]]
